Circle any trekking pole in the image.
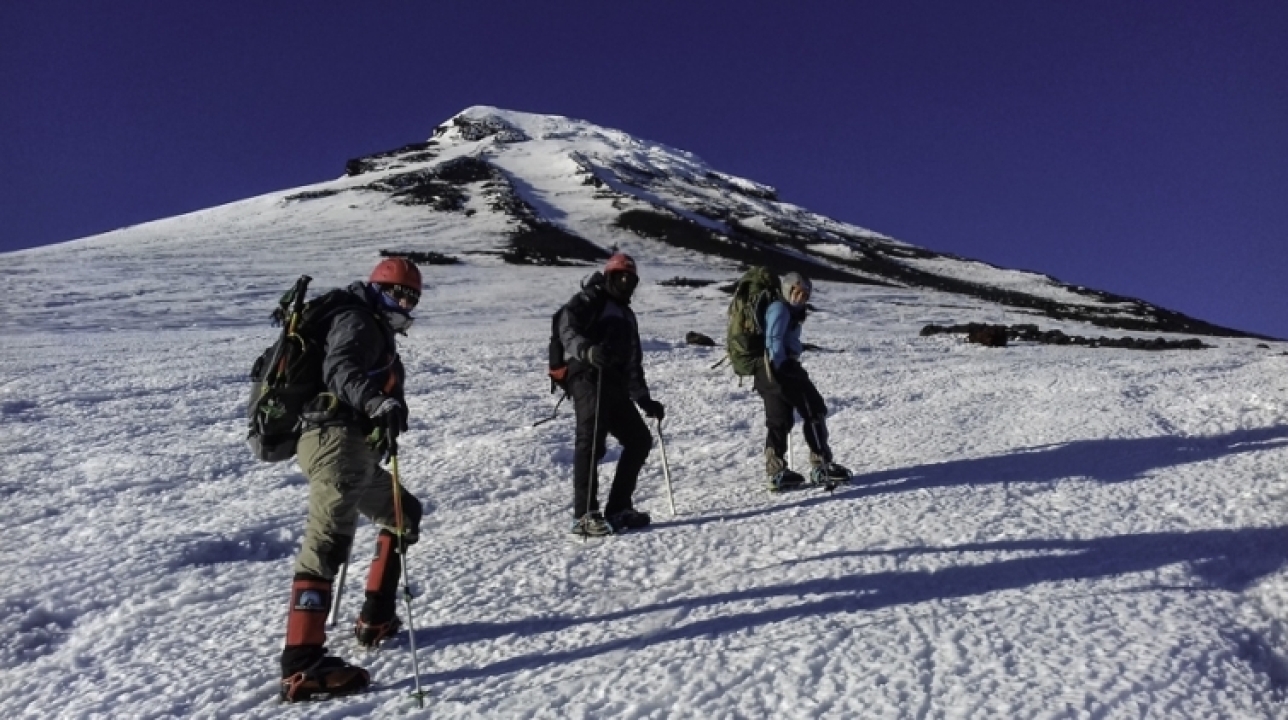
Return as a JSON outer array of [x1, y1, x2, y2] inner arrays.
[[787, 429, 794, 471], [655, 418, 676, 517], [583, 372, 603, 541], [327, 545, 351, 629], [532, 393, 567, 427], [386, 422, 427, 708]]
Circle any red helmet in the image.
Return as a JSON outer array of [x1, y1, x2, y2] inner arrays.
[[369, 257, 422, 292], [604, 253, 637, 276]]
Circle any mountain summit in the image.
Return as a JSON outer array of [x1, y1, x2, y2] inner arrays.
[[317, 106, 1245, 338], [0, 106, 1258, 338]]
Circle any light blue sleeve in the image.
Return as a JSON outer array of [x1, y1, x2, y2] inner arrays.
[[764, 301, 791, 369], [785, 320, 803, 360]]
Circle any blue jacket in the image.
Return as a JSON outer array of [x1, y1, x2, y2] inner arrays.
[[764, 300, 804, 370]]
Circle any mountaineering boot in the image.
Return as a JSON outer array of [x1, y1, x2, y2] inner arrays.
[[606, 507, 652, 533], [810, 463, 852, 487], [280, 655, 371, 702], [769, 468, 808, 492], [808, 449, 851, 487], [355, 531, 402, 649], [280, 576, 370, 702], [355, 615, 403, 649], [766, 446, 807, 491], [570, 512, 612, 537]]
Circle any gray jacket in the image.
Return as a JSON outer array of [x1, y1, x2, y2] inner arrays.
[[310, 282, 405, 430]]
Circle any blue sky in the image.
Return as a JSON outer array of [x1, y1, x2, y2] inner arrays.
[[2, 1, 1284, 338]]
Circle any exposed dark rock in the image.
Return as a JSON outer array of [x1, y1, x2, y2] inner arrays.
[[703, 171, 779, 201], [685, 331, 716, 347], [284, 189, 341, 202], [510, 223, 608, 264], [434, 156, 494, 184], [434, 114, 529, 143], [366, 171, 469, 211], [345, 141, 439, 176], [614, 209, 866, 285], [920, 323, 1212, 350], [355, 152, 605, 266], [659, 277, 719, 288], [967, 325, 1009, 348], [729, 219, 811, 253], [346, 158, 376, 177], [500, 246, 586, 266], [361, 157, 502, 212], [379, 250, 459, 265]]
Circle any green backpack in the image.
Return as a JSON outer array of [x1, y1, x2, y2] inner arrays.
[[725, 266, 781, 376]]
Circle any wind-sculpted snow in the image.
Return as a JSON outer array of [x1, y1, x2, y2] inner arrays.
[[2, 251, 1288, 717], [1, 107, 1286, 718]]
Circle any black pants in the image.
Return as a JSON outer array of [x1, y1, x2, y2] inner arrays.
[[753, 360, 830, 463], [570, 373, 653, 518]]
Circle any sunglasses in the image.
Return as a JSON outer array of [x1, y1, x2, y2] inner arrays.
[[610, 272, 639, 288], [386, 285, 421, 309]]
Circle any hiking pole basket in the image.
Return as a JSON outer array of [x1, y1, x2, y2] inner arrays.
[[387, 421, 428, 708], [655, 418, 676, 517]]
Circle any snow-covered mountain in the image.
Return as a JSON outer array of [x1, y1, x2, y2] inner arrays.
[[1, 108, 1286, 718], [0, 106, 1261, 338], [329, 107, 1265, 338]]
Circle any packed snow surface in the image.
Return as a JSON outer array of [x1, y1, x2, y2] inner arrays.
[[2, 110, 1288, 719]]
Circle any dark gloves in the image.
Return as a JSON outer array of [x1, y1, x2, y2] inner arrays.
[[637, 397, 665, 420], [364, 396, 407, 436], [365, 396, 404, 463], [775, 359, 807, 383], [581, 344, 608, 368]]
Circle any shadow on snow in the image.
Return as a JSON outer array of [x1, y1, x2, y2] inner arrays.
[[385, 426, 1288, 692], [843, 424, 1288, 496], [664, 424, 1288, 528], [412, 523, 1288, 688]]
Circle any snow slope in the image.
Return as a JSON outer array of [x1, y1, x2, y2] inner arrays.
[[2, 108, 1288, 719]]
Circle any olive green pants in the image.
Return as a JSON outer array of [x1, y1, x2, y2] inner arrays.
[[293, 426, 404, 579]]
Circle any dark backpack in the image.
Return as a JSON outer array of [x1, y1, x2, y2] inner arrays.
[[546, 288, 608, 394], [246, 278, 369, 462], [725, 266, 781, 376], [547, 306, 572, 394]]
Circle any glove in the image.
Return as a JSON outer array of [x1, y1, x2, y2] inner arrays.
[[582, 344, 608, 368], [638, 397, 665, 420], [364, 396, 407, 435], [776, 358, 806, 383]]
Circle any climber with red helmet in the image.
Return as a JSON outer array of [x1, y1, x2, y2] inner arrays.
[[555, 252, 665, 536], [277, 256, 425, 702]]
